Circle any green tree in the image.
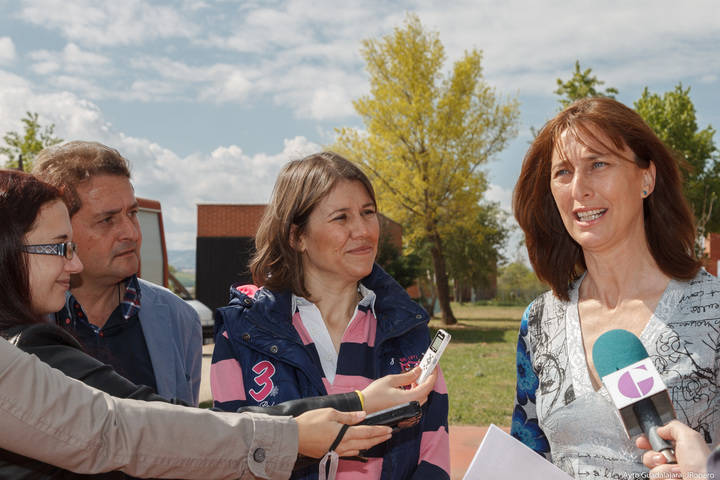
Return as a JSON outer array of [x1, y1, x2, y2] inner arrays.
[[335, 14, 519, 325], [554, 60, 618, 108], [496, 261, 546, 305], [445, 202, 509, 301], [634, 84, 719, 242], [0, 111, 62, 171], [375, 236, 423, 290]]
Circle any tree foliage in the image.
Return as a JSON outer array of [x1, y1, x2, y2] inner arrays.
[[554, 60, 618, 108], [375, 236, 423, 290], [0, 111, 63, 171], [634, 84, 720, 239], [445, 202, 509, 300], [496, 262, 547, 305], [335, 14, 519, 324]]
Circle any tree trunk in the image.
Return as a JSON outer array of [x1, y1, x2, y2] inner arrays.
[[418, 270, 438, 318], [430, 234, 457, 325]]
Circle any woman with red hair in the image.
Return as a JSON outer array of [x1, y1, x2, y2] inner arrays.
[[511, 97, 719, 478]]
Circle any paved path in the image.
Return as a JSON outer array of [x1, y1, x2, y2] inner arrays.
[[449, 425, 506, 479], [201, 344, 499, 479]]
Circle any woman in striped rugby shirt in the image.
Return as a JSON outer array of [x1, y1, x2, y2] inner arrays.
[[211, 151, 450, 480]]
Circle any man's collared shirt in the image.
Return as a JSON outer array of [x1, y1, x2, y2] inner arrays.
[[56, 275, 157, 393]]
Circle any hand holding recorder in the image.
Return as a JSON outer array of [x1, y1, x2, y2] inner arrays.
[[417, 329, 451, 385], [359, 330, 450, 414]]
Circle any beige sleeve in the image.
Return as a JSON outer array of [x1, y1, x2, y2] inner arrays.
[[0, 339, 298, 480]]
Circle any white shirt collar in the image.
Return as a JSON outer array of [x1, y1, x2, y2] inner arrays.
[[291, 283, 377, 318], [291, 284, 377, 384]]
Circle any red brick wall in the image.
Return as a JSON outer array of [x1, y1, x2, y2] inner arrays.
[[704, 233, 720, 276], [379, 215, 402, 249], [197, 204, 266, 238]]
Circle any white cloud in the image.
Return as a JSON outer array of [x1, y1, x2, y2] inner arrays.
[[410, 0, 720, 94], [182, 0, 210, 12], [30, 43, 110, 76], [30, 60, 60, 75], [102, 133, 321, 249], [0, 70, 111, 167], [198, 68, 253, 103], [0, 37, 16, 65], [10, 0, 718, 117], [0, 71, 34, 142], [0, 71, 323, 249], [308, 84, 356, 120], [52, 74, 110, 100], [127, 54, 363, 115], [199, 0, 720, 104], [128, 56, 198, 82], [190, 0, 720, 117], [204, 0, 401, 57], [129, 79, 180, 101], [485, 184, 513, 212], [62, 43, 109, 69], [128, 136, 320, 249], [128, 56, 258, 103], [19, 0, 197, 46], [258, 64, 367, 120]]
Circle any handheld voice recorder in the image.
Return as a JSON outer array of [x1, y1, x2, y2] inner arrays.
[[359, 401, 422, 429], [417, 329, 451, 385]]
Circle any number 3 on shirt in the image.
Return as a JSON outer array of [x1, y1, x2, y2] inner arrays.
[[249, 360, 275, 402]]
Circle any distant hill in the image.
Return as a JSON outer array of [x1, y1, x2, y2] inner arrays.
[[168, 249, 196, 271]]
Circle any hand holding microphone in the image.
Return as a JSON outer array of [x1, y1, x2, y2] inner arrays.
[[592, 329, 677, 464], [635, 420, 710, 479]]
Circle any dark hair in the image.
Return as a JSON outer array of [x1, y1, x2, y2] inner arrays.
[[513, 97, 700, 300], [0, 170, 62, 330], [33, 140, 131, 216], [250, 151, 376, 298]]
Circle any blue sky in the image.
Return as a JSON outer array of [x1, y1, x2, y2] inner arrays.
[[1, 0, 718, 251]]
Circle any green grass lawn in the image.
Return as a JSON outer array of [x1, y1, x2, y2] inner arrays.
[[431, 303, 524, 427]]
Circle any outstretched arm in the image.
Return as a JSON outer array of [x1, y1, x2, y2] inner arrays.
[[0, 337, 297, 479]]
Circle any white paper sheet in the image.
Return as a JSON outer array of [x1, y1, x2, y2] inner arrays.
[[462, 424, 573, 479]]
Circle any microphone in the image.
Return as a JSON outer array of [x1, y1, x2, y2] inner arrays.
[[592, 329, 677, 464]]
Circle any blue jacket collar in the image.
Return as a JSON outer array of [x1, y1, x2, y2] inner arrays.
[[224, 263, 428, 343], [217, 264, 430, 396]]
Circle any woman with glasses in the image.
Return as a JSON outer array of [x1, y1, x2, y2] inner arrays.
[[0, 169, 398, 479], [0, 173, 83, 332]]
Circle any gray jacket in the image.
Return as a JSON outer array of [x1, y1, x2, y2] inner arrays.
[[137, 278, 202, 405], [0, 337, 297, 479]]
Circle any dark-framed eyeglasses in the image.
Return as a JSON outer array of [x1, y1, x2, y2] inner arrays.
[[23, 242, 77, 260]]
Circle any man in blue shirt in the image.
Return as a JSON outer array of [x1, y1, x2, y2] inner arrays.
[[34, 141, 201, 405]]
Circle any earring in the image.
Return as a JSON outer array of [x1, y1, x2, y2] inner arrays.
[[642, 190, 648, 197]]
